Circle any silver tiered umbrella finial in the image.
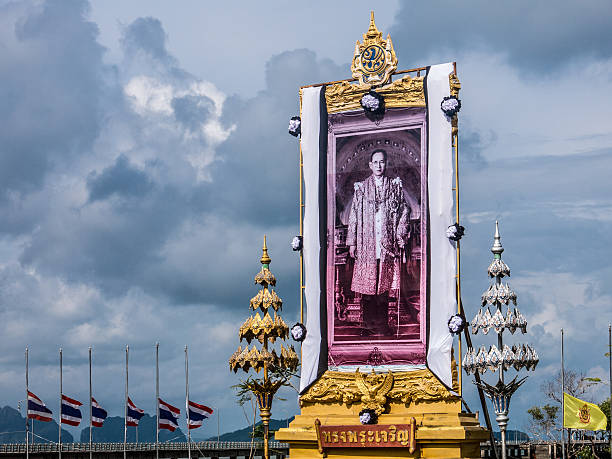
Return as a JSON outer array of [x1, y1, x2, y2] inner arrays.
[[463, 221, 536, 459]]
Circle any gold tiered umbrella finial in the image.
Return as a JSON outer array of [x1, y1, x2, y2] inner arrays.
[[229, 236, 299, 459]]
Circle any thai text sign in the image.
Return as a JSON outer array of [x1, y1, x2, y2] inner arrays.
[[315, 418, 416, 452]]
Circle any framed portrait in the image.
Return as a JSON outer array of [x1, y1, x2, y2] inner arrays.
[[299, 64, 457, 392], [326, 107, 428, 367]]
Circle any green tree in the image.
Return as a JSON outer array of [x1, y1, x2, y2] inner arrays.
[[527, 370, 607, 441], [251, 423, 278, 441], [527, 369, 589, 442], [599, 397, 610, 457], [599, 397, 610, 435], [527, 404, 559, 441]]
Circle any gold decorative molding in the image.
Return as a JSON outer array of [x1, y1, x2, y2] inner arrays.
[[325, 75, 425, 114], [300, 369, 458, 412], [451, 348, 460, 394], [351, 12, 397, 86], [449, 73, 461, 98], [449, 73, 461, 134]]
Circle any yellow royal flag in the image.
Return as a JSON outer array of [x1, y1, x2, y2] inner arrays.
[[563, 393, 607, 430]]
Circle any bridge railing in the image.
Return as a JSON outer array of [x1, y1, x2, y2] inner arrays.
[[0, 441, 289, 453]]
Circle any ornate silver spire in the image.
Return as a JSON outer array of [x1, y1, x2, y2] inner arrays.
[[491, 220, 504, 258], [464, 221, 537, 459], [488, 221, 510, 277]]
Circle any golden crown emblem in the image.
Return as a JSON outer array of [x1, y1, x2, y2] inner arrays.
[[351, 11, 398, 86], [578, 404, 591, 424]]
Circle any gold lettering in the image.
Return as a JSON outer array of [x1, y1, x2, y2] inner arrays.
[[340, 431, 346, 443], [375, 431, 381, 443], [359, 431, 366, 444], [323, 431, 331, 443], [397, 429, 408, 446], [367, 430, 374, 442], [388, 425, 397, 442], [347, 431, 357, 443], [381, 430, 388, 442], [332, 431, 339, 443]]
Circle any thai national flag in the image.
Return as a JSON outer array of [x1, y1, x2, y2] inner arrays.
[[91, 398, 108, 427], [61, 395, 83, 427], [126, 397, 145, 427], [27, 391, 53, 422], [158, 398, 180, 432], [187, 401, 213, 430]]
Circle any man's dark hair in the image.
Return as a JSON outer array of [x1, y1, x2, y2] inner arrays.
[[369, 149, 387, 162]]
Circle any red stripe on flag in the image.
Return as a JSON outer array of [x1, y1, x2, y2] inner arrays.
[[158, 398, 180, 414], [27, 391, 42, 402], [158, 420, 177, 432], [127, 397, 144, 412], [61, 418, 81, 426], [61, 395, 82, 406], [28, 413, 52, 422], [188, 400, 213, 414]]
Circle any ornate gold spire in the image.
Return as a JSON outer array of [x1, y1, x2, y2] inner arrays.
[[255, 235, 276, 286], [261, 235, 271, 266], [364, 11, 382, 42]]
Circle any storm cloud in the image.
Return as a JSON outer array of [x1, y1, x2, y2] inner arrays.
[[0, 0, 610, 438], [390, 0, 612, 73]]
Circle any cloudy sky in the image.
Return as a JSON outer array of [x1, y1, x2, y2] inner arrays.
[[1, 0, 611, 440]]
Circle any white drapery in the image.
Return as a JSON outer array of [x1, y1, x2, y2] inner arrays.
[[299, 86, 323, 392], [425, 62, 457, 389]]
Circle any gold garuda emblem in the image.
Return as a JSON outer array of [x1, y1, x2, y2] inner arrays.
[[351, 11, 398, 86], [355, 369, 394, 415], [578, 404, 591, 424]]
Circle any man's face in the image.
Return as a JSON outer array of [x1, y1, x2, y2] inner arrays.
[[369, 152, 386, 177]]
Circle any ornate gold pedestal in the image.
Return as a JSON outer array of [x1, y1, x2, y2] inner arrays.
[[275, 369, 489, 459]]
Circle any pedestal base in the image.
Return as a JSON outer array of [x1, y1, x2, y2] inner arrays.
[[275, 370, 489, 459]]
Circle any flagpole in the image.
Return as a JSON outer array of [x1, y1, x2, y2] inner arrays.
[[561, 329, 566, 459], [155, 342, 159, 459], [25, 348, 29, 459], [89, 346, 93, 459], [124, 345, 128, 459], [608, 324, 611, 457], [59, 348, 62, 459], [185, 345, 191, 459]]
